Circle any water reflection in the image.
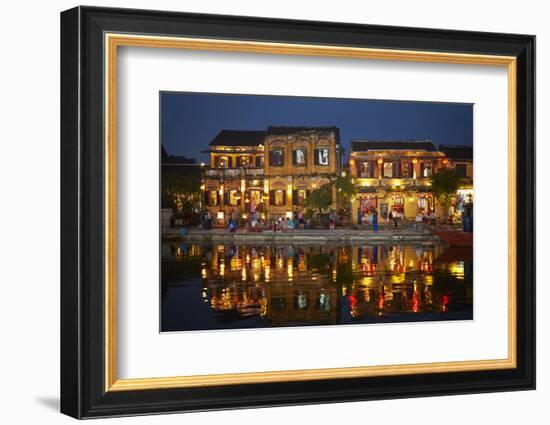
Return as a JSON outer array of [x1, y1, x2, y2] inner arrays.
[[161, 243, 473, 332]]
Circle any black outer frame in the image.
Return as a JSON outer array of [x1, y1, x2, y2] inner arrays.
[[60, 6, 535, 419]]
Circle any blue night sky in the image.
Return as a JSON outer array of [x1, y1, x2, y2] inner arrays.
[[160, 92, 473, 163]]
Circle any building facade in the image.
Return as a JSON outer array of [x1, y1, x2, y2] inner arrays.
[[201, 130, 473, 225], [202, 127, 342, 223], [349, 140, 446, 223], [439, 145, 474, 207]]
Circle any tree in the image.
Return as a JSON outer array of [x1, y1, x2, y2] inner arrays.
[[161, 172, 201, 212], [303, 183, 333, 218], [429, 168, 462, 218], [334, 173, 356, 220]]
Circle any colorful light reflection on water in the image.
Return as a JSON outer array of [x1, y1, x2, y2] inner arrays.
[[161, 243, 472, 332]]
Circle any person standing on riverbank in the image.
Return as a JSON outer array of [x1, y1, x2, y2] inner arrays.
[[328, 211, 336, 230], [298, 211, 304, 230], [288, 216, 295, 231], [373, 209, 379, 232], [227, 217, 238, 233]]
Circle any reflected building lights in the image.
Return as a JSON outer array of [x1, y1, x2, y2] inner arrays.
[[163, 242, 471, 328]]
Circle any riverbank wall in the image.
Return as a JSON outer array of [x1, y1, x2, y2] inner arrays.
[[164, 228, 441, 244]]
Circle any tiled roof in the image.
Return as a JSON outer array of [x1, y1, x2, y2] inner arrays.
[[209, 130, 267, 146], [439, 145, 473, 161], [351, 139, 437, 152]]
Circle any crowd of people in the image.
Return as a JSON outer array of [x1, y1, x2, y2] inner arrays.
[[194, 208, 449, 234], [358, 208, 440, 229], [197, 209, 342, 233]]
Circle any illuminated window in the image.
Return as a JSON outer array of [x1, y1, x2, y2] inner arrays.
[[315, 148, 329, 166], [269, 149, 284, 166], [274, 190, 285, 206], [249, 190, 261, 211], [402, 161, 411, 177], [360, 162, 373, 178], [229, 190, 240, 206], [422, 162, 433, 177], [383, 162, 393, 178], [218, 156, 229, 169], [208, 191, 218, 206], [237, 156, 250, 167], [293, 149, 307, 166]]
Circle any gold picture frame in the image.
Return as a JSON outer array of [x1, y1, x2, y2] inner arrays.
[[104, 34, 516, 392]]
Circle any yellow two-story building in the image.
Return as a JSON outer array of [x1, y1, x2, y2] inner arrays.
[[202, 126, 342, 223], [349, 139, 446, 223]]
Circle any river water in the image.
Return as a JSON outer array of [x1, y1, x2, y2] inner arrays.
[[161, 242, 472, 332]]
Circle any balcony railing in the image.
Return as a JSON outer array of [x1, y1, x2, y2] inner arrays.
[[205, 167, 264, 178], [245, 168, 264, 176], [355, 177, 431, 188]]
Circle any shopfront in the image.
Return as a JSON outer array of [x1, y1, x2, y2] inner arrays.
[[417, 193, 435, 215], [358, 193, 378, 214], [355, 192, 378, 224], [390, 193, 405, 217], [247, 189, 262, 212]]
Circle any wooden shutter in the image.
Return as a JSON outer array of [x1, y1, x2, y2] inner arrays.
[[269, 190, 275, 206]]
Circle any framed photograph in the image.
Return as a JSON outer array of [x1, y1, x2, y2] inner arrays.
[[61, 6, 535, 419]]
